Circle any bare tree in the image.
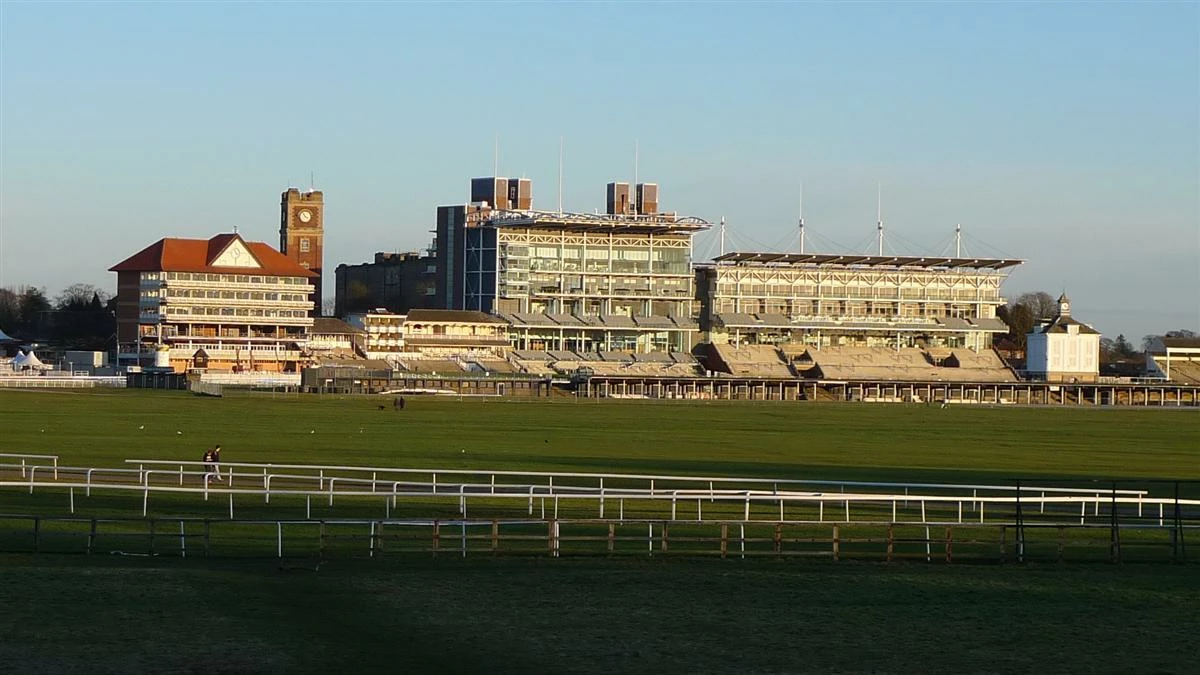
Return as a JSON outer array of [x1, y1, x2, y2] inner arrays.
[[1014, 291, 1058, 321], [55, 283, 110, 311]]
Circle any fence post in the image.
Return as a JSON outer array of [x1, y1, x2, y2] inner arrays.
[[432, 520, 439, 558], [320, 521, 327, 559], [661, 523, 669, 554], [773, 523, 782, 556], [1173, 481, 1185, 563], [720, 523, 728, 559], [492, 520, 499, 554], [1109, 481, 1120, 564], [944, 527, 953, 563], [832, 524, 839, 561], [887, 524, 894, 562], [1015, 480, 1025, 564], [33, 517, 40, 553], [88, 518, 97, 555], [608, 523, 615, 554]]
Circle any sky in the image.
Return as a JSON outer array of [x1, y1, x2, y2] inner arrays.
[[1, 1, 1197, 341]]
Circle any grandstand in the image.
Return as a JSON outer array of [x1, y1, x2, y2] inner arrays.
[[509, 349, 703, 378], [703, 342, 1015, 383], [705, 344, 797, 379], [498, 311, 698, 354], [697, 253, 1020, 352], [792, 346, 1017, 383], [1146, 338, 1200, 385]]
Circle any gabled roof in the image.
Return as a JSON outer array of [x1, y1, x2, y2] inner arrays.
[[1037, 315, 1100, 335], [404, 309, 507, 324], [109, 233, 317, 278], [311, 318, 364, 335]]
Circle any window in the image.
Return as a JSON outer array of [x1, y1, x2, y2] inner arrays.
[[300, 238, 311, 253]]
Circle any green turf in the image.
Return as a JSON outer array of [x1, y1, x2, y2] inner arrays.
[[5, 389, 1200, 483], [1, 555, 1197, 674]]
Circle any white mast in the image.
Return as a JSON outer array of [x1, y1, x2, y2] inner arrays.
[[719, 217, 727, 257], [876, 183, 884, 256], [798, 181, 806, 254], [955, 223, 962, 258], [493, 135, 499, 177], [558, 136, 564, 215]]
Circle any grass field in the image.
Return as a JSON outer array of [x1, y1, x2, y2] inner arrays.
[[5, 389, 1200, 482], [3, 389, 1199, 673], [2, 556, 1198, 674]]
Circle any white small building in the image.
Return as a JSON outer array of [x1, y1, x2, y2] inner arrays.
[[1025, 294, 1100, 383]]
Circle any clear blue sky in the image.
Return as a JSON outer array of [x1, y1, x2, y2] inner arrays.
[[2, 1, 1197, 340]]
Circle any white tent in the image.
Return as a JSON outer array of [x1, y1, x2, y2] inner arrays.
[[12, 350, 50, 371], [0, 327, 16, 343]]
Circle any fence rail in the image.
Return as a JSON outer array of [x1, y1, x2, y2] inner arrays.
[[0, 515, 1193, 564]]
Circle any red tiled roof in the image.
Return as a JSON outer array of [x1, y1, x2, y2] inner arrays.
[[109, 234, 317, 278]]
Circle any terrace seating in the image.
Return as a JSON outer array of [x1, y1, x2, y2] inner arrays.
[[1152, 357, 1200, 384], [400, 359, 465, 375], [708, 343, 796, 379], [803, 346, 1017, 383]]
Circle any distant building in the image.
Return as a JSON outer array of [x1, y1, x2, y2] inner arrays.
[[306, 318, 365, 361], [109, 233, 316, 373], [345, 309, 405, 362], [1025, 294, 1100, 382], [334, 250, 438, 318], [436, 177, 708, 352]]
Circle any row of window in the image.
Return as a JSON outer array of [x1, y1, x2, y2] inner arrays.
[[145, 272, 309, 285], [146, 307, 310, 318], [164, 289, 309, 302]]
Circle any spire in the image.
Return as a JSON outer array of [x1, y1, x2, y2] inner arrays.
[[1057, 293, 1071, 317]]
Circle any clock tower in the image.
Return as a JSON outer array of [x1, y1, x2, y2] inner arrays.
[[280, 188, 324, 314]]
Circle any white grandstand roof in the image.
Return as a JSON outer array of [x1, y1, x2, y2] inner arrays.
[[483, 209, 710, 234], [713, 252, 1022, 270]]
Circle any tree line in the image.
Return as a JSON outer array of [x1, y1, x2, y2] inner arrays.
[[0, 284, 116, 351]]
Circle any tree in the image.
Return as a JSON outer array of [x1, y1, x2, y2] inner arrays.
[[1141, 329, 1198, 353], [18, 287, 50, 325], [996, 302, 1035, 350], [1113, 334, 1136, 359], [0, 287, 18, 330], [1014, 291, 1058, 321], [55, 283, 110, 311]]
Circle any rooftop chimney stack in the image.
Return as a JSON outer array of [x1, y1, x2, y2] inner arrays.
[[636, 183, 658, 215], [606, 182, 632, 215]]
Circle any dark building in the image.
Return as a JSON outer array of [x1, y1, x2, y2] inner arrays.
[[334, 250, 438, 317]]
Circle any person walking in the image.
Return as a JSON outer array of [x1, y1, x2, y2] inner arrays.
[[211, 444, 222, 482], [202, 447, 216, 483]]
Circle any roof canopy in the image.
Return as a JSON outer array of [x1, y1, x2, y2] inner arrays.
[[483, 210, 710, 235], [110, 233, 317, 278], [712, 252, 1022, 270]]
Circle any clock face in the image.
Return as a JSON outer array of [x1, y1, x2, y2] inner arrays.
[[298, 209, 313, 224]]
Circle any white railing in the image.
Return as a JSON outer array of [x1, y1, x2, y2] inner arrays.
[[0, 453, 59, 479], [3, 466, 1197, 531]]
